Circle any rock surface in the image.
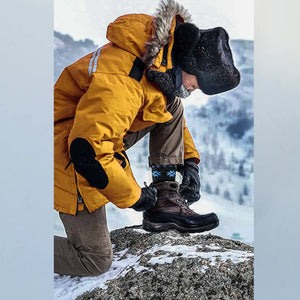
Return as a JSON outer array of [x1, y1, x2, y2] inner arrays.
[[75, 226, 253, 300]]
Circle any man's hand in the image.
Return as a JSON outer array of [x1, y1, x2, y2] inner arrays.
[[178, 158, 201, 205], [130, 185, 157, 212]]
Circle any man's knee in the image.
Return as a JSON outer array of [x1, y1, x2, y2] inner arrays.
[[84, 247, 113, 276], [95, 248, 113, 275]]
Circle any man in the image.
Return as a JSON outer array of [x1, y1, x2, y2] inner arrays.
[[54, 0, 240, 277]]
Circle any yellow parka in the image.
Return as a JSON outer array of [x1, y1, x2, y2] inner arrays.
[[54, 5, 200, 215]]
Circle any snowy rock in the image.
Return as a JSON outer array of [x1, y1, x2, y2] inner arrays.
[[61, 226, 254, 300]]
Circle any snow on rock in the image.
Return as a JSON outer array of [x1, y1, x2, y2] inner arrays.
[[54, 226, 253, 300], [145, 244, 252, 266], [54, 247, 147, 300]]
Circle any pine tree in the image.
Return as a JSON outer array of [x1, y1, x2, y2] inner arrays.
[[215, 185, 220, 195], [224, 190, 231, 201], [239, 193, 244, 205], [243, 184, 249, 196], [239, 162, 245, 177], [217, 150, 226, 170], [211, 134, 219, 154], [205, 183, 212, 194], [230, 152, 237, 173]]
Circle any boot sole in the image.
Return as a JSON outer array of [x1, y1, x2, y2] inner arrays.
[[142, 218, 219, 233]]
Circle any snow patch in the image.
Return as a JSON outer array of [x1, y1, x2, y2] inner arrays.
[[206, 244, 222, 250], [54, 248, 147, 300], [144, 244, 253, 269], [132, 228, 149, 234]]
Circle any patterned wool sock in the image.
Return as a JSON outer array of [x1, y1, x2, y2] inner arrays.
[[151, 164, 177, 183]]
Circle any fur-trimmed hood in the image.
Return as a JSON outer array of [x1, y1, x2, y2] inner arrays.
[[141, 0, 191, 66], [106, 0, 191, 67]]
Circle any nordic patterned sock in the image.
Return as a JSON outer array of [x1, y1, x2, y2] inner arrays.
[[151, 164, 177, 183]]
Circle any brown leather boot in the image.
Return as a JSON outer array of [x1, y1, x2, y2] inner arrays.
[[142, 181, 219, 233]]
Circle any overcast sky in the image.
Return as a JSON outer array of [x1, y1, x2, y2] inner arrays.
[[54, 0, 253, 45]]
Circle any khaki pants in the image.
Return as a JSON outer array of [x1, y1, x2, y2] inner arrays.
[[54, 98, 184, 276], [124, 97, 184, 166], [54, 207, 113, 276]]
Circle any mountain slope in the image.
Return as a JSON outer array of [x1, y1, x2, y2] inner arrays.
[[54, 31, 98, 81]]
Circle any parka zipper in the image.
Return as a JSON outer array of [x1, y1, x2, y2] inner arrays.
[[162, 42, 169, 66], [74, 170, 85, 214]]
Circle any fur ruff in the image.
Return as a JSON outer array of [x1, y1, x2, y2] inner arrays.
[[141, 0, 192, 67]]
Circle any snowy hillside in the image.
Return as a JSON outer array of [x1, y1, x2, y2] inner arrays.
[[54, 32, 253, 244], [185, 39, 254, 207]]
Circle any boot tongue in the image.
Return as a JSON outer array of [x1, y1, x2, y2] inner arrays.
[[151, 181, 192, 212], [169, 182, 179, 191], [159, 181, 192, 211]]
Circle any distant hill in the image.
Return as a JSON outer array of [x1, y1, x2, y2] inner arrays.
[[54, 31, 98, 81]]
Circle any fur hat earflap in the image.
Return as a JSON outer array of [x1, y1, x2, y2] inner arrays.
[[173, 23, 201, 66]]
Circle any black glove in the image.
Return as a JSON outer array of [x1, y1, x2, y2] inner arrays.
[[130, 185, 157, 212], [178, 158, 201, 205]]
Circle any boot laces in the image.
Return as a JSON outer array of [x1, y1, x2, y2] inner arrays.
[[171, 191, 192, 211]]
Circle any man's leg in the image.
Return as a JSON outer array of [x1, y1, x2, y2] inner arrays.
[[148, 97, 184, 166], [54, 206, 113, 277], [124, 97, 184, 166], [125, 98, 184, 184]]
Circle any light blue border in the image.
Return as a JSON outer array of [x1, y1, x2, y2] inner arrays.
[[0, 0, 53, 299], [1, 0, 300, 299], [254, 0, 300, 298]]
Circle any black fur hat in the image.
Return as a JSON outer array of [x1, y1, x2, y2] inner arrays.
[[173, 24, 240, 95]]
